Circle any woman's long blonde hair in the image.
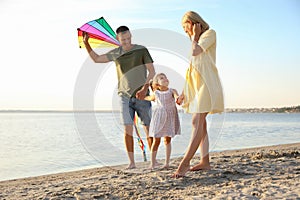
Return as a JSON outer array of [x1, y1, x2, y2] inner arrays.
[[182, 11, 210, 33]]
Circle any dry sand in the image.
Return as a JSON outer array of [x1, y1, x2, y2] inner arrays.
[[0, 143, 299, 200]]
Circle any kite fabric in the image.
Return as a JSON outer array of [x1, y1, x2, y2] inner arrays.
[[134, 114, 147, 162], [77, 17, 120, 48]]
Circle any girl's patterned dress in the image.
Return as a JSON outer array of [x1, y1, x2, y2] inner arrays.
[[149, 88, 181, 138]]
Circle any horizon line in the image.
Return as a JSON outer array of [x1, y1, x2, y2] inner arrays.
[[0, 105, 299, 113]]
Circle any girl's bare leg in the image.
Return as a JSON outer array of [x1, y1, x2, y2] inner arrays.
[[149, 138, 161, 169], [143, 125, 153, 151], [163, 137, 171, 168], [172, 113, 208, 177]]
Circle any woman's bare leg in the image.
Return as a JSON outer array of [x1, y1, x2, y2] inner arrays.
[[172, 113, 208, 177], [190, 117, 211, 171]]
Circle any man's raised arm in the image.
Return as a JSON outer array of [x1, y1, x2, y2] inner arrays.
[[83, 32, 110, 63]]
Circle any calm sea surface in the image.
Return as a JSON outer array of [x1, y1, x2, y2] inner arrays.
[[0, 112, 299, 181]]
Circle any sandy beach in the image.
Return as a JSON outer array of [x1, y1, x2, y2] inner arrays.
[[0, 143, 299, 200]]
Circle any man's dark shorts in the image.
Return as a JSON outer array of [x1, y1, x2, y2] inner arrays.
[[120, 96, 151, 126]]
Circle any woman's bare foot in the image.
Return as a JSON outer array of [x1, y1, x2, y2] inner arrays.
[[190, 162, 211, 171], [171, 161, 190, 178], [125, 163, 136, 169]]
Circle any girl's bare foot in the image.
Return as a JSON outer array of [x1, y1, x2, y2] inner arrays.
[[171, 162, 190, 178], [162, 164, 169, 169], [149, 161, 161, 170], [190, 162, 211, 171], [148, 165, 154, 170], [148, 163, 155, 169], [155, 160, 161, 166], [125, 163, 136, 169]]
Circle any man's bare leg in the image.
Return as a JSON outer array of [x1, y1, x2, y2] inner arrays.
[[124, 125, 136, 169]]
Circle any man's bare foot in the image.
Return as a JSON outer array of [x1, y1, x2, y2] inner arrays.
[[190, 162, 211, 171], [171, 162, 190, 178], [125, 163, 136, 169]]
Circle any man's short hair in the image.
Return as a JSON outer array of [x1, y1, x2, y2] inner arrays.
[[116, 26, 130, 34]]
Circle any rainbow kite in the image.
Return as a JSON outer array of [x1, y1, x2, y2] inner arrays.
[[77, 17, 120, 48], [134, 114, 147, 162]]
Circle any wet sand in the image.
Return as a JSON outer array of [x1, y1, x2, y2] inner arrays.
[[0, 143, 299, 199]]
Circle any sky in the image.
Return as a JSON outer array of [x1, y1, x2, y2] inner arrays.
[[0, 0, 299, 110]]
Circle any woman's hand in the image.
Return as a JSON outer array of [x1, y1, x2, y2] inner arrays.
[[191, 23, 204, 56], [192, 23, 202, 42]]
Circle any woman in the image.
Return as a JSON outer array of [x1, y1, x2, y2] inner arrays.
[[173, 11, 224, 178]]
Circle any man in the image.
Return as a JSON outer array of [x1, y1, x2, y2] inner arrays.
[[83, 26, 155, 169]]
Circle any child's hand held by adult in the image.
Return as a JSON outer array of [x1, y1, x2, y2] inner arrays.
[[176, 94, 184, 105]]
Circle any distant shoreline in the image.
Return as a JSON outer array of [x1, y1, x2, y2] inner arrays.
[[0, 110, 119, 113], [0, 105, 299, 113], [225, 105, 300, 113]]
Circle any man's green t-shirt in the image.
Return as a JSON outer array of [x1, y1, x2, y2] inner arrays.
[[106, 44, 154, 98]]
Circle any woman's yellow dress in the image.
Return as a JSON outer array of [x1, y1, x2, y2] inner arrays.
[[182, 29, 224, 114]]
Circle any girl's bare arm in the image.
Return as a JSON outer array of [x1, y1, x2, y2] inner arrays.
[[172, 89, 180, 99], [144, 94, 155, 101]]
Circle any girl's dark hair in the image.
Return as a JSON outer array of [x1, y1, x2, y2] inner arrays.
[[116, 26, 129, 34]]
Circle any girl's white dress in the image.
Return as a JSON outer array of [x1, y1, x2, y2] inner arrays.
[[149, 89, 181, 138]]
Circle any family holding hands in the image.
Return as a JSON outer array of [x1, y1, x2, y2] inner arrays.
[[82, 11, 224, 178]]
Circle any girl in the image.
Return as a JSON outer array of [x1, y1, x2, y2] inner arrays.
[[145, 73, 181, 169]]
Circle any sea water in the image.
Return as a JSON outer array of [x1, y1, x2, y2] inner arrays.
[[0, 112, 299, 181]]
